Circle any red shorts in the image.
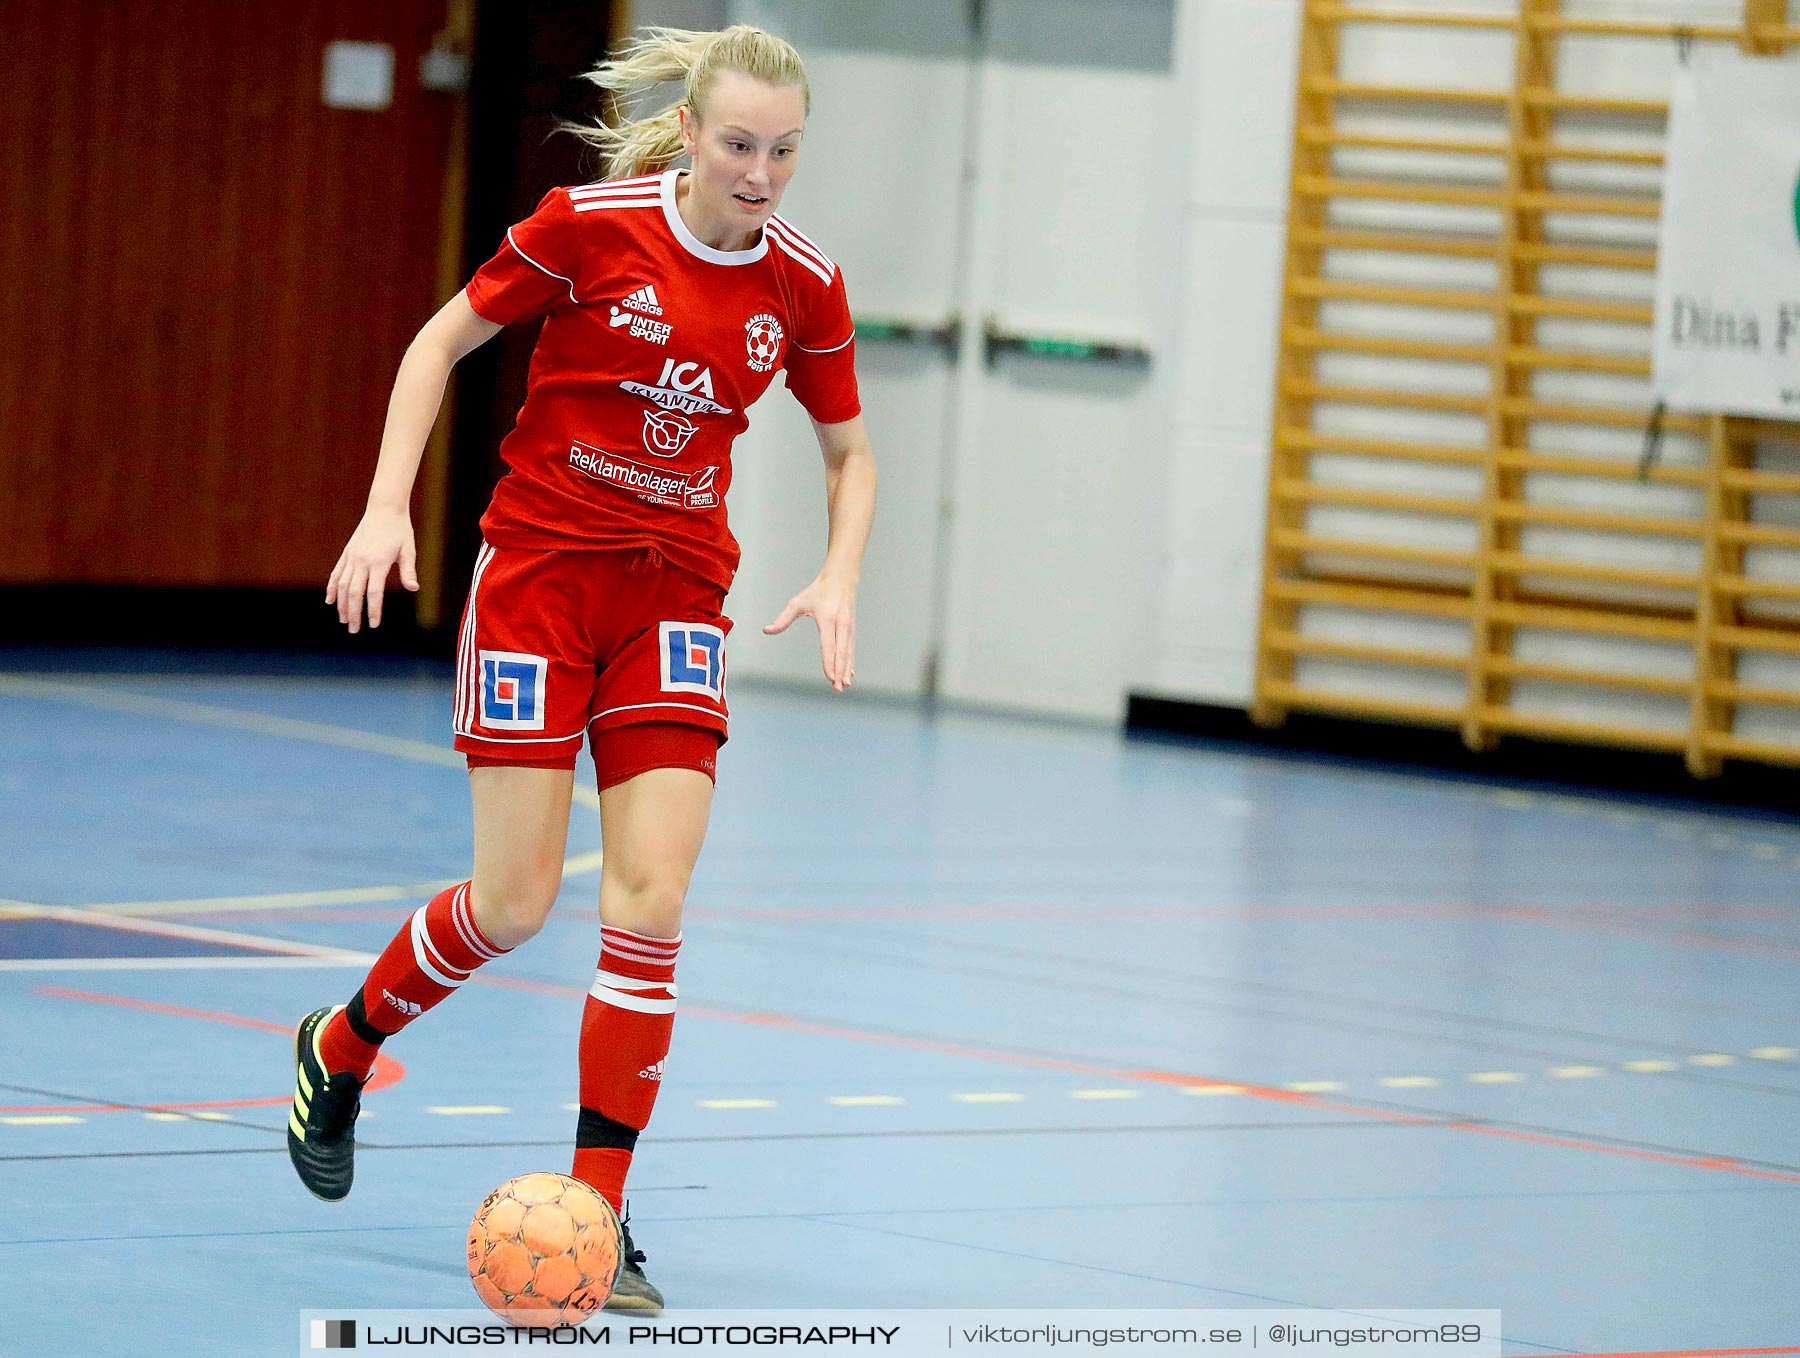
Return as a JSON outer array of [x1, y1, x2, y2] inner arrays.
[[453, 543, 729, 785]]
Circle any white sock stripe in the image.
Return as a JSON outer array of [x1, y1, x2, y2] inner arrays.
[[451, 884, 503, 960], [600, 933, 682, 954], [592, 969, 677, 996], [408, 904, 468, 979], [601, 943, 682, 968], [601, 926, 682, 950], [587, 981, 679, 1014], [409, 906, 469, 988]]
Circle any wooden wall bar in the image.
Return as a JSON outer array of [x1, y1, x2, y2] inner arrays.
[[1252, 0, 1800, 776]]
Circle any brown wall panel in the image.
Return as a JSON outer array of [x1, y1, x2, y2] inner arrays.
[[0, 0, 461, 587]]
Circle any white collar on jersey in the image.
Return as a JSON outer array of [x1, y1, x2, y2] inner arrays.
[[660, 168, 770, 266]]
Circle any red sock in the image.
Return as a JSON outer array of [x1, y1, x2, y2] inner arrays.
[[318, 882, 508, 1077], [571, 925, 680, 1212]]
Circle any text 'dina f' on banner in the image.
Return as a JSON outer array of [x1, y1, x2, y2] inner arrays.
[[1652, 46, 1800, 418]]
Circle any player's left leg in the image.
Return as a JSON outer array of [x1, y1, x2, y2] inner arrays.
[[571, 727, 719, 1315]]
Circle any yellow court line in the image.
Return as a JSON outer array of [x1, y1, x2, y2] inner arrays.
[[952, 1092, 1027, 1103], [0, 675, 603, 916]]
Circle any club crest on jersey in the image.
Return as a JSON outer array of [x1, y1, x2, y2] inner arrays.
[[479, 650, 547, 730], [620, 358, 733, 416], [745, 313, 784, 372], [659, 622, 726, 698], [642, 407, 698, 458]]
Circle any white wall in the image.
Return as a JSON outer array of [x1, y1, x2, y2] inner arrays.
[[720, 0, 1178, 721], [1138, 0, 1300, 705]]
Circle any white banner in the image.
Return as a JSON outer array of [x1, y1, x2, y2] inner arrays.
[[1652, 47, 1800, 418], [299, 1309, 1504, 1358]]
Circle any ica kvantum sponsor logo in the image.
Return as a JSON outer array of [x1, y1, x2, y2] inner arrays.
[[568, 439, 718, 509], [619, 358, 733, 416], [744, 313, 784, 372]]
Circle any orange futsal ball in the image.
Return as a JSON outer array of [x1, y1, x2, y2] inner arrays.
[[466, 1172, 622, 1327]]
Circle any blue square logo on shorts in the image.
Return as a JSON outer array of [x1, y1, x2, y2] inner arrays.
[[659, 623, 725, 699], [479, 650, 547, 730]]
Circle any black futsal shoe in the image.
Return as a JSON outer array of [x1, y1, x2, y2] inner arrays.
[[286, 1005, 365, 1202], [603, 1205, 665, 1315]]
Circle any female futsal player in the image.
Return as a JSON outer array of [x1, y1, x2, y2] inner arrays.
[[284, 25, 875, 1315]]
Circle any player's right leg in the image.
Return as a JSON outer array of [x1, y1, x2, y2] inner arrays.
[[286, 766, 575, 1200], [289, 543, 591, 1201]]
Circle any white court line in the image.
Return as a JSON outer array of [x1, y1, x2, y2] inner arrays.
[[0, 956, 371, 971], [88, 850, 607, 917], [0, 900, 371, 959], [0, 674, 603, 916]]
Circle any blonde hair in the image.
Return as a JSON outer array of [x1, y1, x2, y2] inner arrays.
[[568, 25, 810, 182]]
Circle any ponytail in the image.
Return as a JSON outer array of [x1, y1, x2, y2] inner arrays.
[[566, 25, 810, 181]]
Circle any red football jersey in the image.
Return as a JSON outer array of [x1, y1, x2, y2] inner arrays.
[[465, 168, 861, 590]]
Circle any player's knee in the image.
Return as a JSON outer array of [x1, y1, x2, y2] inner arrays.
[[469, 875, 560, 950], [602, 871, 688, 938]]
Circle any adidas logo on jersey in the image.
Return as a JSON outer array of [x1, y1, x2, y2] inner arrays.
[[638, 1059, 665, 1082], [382, 988, 423, 1019], [622, 284, 663, 316]]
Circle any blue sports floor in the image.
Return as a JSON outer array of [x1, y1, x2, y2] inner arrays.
[[2, 652, 1798, 1354]]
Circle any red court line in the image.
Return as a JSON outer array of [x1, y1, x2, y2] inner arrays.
[[9, 985, 405, 1113], [1440, 1122, 1800, 1186], [1569, 1349, 1800, 1357]]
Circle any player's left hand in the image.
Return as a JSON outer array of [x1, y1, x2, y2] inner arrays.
[[763, 573, 857, 692]]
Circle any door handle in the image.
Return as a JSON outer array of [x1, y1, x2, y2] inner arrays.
[[852, 316, 962, 360]]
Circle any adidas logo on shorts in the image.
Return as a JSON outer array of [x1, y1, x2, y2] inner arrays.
[[638, 1059, 665, 1082], [622, 284, 663, 316], [382, 989, 423, 1019]]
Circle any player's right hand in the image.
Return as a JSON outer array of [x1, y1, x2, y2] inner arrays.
[[326, 507, 419, 633]]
